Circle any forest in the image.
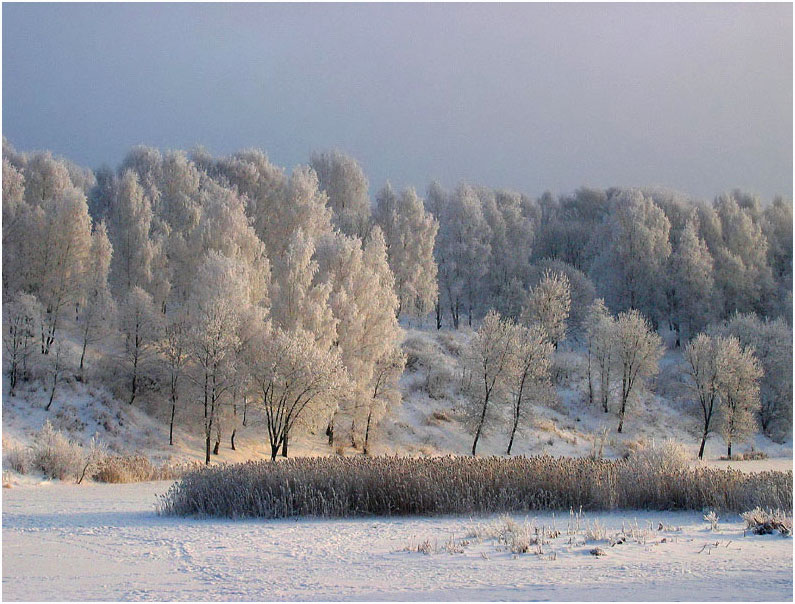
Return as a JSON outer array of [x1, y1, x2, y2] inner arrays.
[[2, 138, 792, 467]]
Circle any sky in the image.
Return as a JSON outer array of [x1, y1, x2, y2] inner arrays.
[[2, 3, 792, 201]]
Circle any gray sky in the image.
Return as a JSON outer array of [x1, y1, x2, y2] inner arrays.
[[3, 3, 792, 200]]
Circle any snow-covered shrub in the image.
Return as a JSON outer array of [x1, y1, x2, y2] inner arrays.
[[741, 508, 792, 536], [703, 510, 719, 531], [159, 455, 792, 519], [31, 421, 87, 481], [2, 440, 31, 474]]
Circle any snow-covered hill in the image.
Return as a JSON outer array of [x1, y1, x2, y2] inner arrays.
[[3, 327, 792, 478]]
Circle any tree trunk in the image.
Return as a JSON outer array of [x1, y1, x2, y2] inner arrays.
[[46, 378, 57, 411], [727, 442, 732, 459], [270, 443, 279, 461], [213, 438, 220, 456], [617, 397, 627, 433], [363, 409, 373, 455], [230, 429, 236, 451], [698, 433, 707, 460], [281, 433, 288, 458], [242, 395, 248, 427], [586, 347, 593, 406], [435, 300, 442, 330], [205, 435, 211, 464], [326, 420, 334, 446], [471, 398, 489, 456], [169, 396, 176, 446], [79, 337, 88, 380], [129, 370, 137, 405], [507, 413, 519, 455]]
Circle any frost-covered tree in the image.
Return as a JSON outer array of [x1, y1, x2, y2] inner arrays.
[[374, 184, 439, 318], [762, 197, 793, 282], [206, 149, 289, 251], [22, 165, 93, 354], [253, 326, 347, 460], [87, 165, 116, 224], [710, 194, 774, 317], [186, 177, 270, 308], [120, 286, 159, 407], [270, 228, 336, 348], [108, 170, 156, 297], [463, 311, 515, 455], [592, 189, 671, 321], [714, 313, 792, 440], [187, 252, 249, 464], [3, 292, 41, 396], [76, 221, 115, 379], [670, 219, 715, 342], [310, 150, 371, 239], [158, 306, 189, 446], [362, 348, 405, 455], [505, 323, 554, 455], [715, 336, 762, 458], [531, 259, 595, 333], [613, 309, 663, 432], [521, 269, 571, 347], [435, 185, 492, 328], [316, 228, 402, 447], [684, 333, 724, 459], [584, 299, 614, 412], [2, 159, 27, 295]]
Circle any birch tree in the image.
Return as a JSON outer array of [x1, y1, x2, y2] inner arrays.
[[3, 292, 41, 396], [521, 269, 571, 347], [253, 326, 347, 460], [505, 323, 554, 455], [585, 299, 614, 412], [76, 221, 115, 379], [684, 333, 723, 459], [716, 337, 762, 458], [463, 311, 515, 455], [613, 309, 663, 432], [374, 184, 439, 318]]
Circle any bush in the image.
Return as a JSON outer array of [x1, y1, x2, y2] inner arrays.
[[158, 455, 793, 519], [2, 440, 31, 474], [30, 421, 86, 480]]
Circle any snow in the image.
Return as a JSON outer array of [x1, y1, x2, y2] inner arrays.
[[2, 480, 792, 601]]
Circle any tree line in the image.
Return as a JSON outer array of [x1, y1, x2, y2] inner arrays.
[[2, 140, 791, 460]]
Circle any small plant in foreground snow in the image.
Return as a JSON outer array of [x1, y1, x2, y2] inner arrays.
[[703, 510, 719, 532], [741, 508, 792, 536]]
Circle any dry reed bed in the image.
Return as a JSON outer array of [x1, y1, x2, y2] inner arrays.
[[157, 455, 793, 518]]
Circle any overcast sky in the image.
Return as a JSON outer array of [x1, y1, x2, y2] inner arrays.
[[3, 3, 792, 200]]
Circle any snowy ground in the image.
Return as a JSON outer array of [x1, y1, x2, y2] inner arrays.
[[3, 481, 792, 601]]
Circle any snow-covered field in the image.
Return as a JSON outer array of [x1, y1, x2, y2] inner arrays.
[[3, 481, 792, 601]]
